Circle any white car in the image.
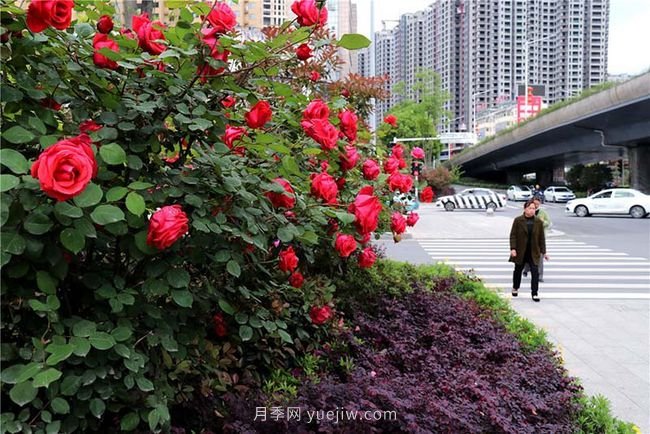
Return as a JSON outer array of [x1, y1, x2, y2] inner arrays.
[[565, 188, 650, 218], [544, 186, 576, 203], [506, 185, 533, 201], [436, 188, 507, 212]]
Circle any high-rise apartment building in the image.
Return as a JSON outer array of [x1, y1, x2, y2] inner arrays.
[[369, 0, 609, 132]]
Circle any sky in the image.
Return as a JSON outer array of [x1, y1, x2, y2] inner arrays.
[[354, 0, 650, 75]]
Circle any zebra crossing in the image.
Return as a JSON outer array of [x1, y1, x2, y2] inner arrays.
[[417, 238, 650, 299]]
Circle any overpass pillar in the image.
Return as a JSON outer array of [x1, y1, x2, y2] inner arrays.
[[536, 169, 553, 187], [628, 144, 650, 193]]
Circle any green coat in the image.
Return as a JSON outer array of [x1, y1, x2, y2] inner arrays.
[[509, 215, 546, 265]]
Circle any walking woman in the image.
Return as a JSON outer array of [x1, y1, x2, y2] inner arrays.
[[509, 199, 549, 302]]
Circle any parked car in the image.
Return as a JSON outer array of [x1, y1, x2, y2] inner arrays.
[[436, 188, 507, 211], [544, 186, 576, 203], [565, 188, 650, 218], [393, 191, 418, 212], [506, 185, 533, 201]]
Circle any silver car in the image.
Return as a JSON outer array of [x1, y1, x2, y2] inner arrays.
[[566, 188, 650, 218], [506, 185, 533, 201]]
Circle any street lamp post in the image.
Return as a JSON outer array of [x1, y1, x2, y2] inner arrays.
[[522, 33, 558, 113], [472, 89, 491, 133]]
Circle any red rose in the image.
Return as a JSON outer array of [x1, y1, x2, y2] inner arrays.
[[79, 119, 102, 134], [362, 159, 380, 180], [197, 43, 230, 81], [93, 33, 119, 70], [383, 157, 400, 174], [406, 212, 419, 227], [348, 189, 382, 235], [120, 28, 136, 39], [390, 212, 407, 235], [245, 100, 272, 129], [420, 186, 435, 203], [384, 114, 397, 127], [310, 172, 338, 204], [206, 2, 237, 34], [301, 119, 339, 151], [388, 172, 413, 194], [320, 160, 329, 172], [339, 145, 359, 172], [328, 218, 339, 235], [30, 134, 97, 202], [411, 147, 425, 160], [164, 153, 179, 164], [296, 43, 312, 60], [27, 0, 73, 33], [40, 98, 61, 111], [309, 70, 321, 81], [265, 178, 296, 209], [359, 232, 371, 245], [279, 246, 299, 273], [309, 305, 332, 325], [221, 125, 247, 156], [358, 247, 377, 268], [336, 176, 346, 190], [291, 0, 328, 27], [335, 233, 357, 258], [213, 313, 227, 337], [132, 14, 166, 55], [97, 15, 114, 34], [289, 271, 304, 288], [303, 99, 330, 121], [341, 89, 350, 98], [391, 144, 405, 159], [146, 205, 189, 250], [338, 109, 358, 142], [222, 95, 236, 108]]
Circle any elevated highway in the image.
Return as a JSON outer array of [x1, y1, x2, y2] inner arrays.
[[450, 73, 650, 191]]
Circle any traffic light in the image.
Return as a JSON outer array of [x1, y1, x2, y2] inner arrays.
[[411, 161, 423, 176]]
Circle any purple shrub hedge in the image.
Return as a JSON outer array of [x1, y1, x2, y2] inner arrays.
[[220, 285, 582, 434]]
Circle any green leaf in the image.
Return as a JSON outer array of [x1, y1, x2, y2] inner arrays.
[[111, 326, 132, 342], [278, 329, 293, 344], [0, 149, 29, 174], [125, 192, 146, 216], [54, 201, 83, 218], [277, 227, 293, 242], [89, 332, 116, 350], [281, 156, 300, 175], [235, 312, 248, 324], [60, 228, 85, 254], [45, 344, 74, 365], [51, 397, 70, 414], [226, 260, 241, 277], [72, 320, 96, 337], [3, 126, 35, 144], [90, 205, 125, 225], [106, 186, 129, 202], [23, 213, 53, 235], [60, 375, 82, 396], [70, 337, 91, 357], [36, 271, 57, 294], [0, 174, 19, 192], [89, 398, 105, 418], [12, 363, 42, 384], [136, 376, 154, 392], [99, 144, 127, 165], [121, 412, 140, 431], [171, 290, 193, 308], [32, 368, 62, 388], [338, 33, 371, 50], [1, 232, 25, 255], [114, 344, 130, 358], [218, 298, 235, 315], [166, 269, 190, 288], [46, 421, 61, 434], [335, 211, 356, 225], [9, 381, 37, 406], [28, 116, 47, 135], [239, 325, 253, 341], [73, 183, 103, 208], [128, 181, 153, 190]]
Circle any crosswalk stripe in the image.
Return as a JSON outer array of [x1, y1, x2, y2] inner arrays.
[[421, 248, 612, 252], [456, 267, 650, 272], [497, 292, 650, 300], [442, 261, 649, 265], [484, 282, 650, 289], [469, 274, 650, 280], [429, 253, 632, 257]]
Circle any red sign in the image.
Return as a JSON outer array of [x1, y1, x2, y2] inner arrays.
[[517, 87, 543, 122]]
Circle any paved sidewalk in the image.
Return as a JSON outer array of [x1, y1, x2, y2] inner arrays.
[[379, 203, 650, 432]]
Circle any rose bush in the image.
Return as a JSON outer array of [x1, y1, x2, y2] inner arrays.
[[0, 1, 425, 431]]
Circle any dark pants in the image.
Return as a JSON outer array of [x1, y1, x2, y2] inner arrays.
[[513, 258, 539, 296]]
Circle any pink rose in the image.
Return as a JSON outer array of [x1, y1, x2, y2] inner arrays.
[[291, 0, 328, 27], [146, 205, 189, 250], [339, 145, 359, 172], [206, 1, 237, 34], [30, 134, 97, 201], [221, 125, 247, 155], [411, 147, 425, 160], [358, 247, 377, 268]]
